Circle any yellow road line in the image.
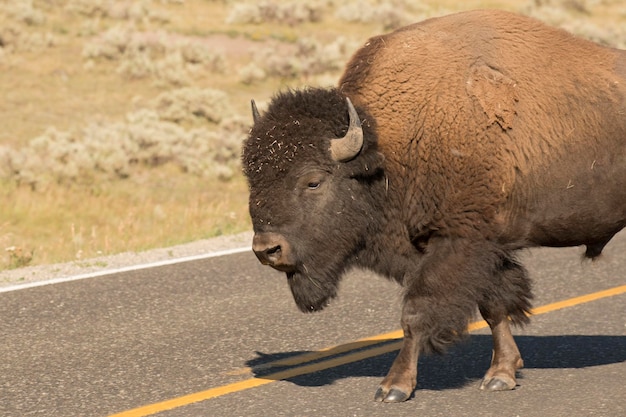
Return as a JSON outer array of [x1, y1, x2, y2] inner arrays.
[[225, 328, 405, 376], [530, 286, 626, 315], [108, 284, 626, 417]]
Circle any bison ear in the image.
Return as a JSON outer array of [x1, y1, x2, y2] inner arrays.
[[251, 99, 261, 124], [330, 97, 364, 162]]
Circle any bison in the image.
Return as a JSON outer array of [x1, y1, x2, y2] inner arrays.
[[242, 9, 626, 403]]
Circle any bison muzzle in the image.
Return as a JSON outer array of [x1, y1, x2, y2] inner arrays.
[[242, 10, 626, 403]]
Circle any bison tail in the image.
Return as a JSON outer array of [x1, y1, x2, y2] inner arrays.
[[584, 242, 607, 260]]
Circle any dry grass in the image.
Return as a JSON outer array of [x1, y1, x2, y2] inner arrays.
[[1, 0, 624, 269], [0, 171, 250, 266]]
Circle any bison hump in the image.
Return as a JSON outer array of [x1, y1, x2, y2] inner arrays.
[[466, 64, 519, 130]]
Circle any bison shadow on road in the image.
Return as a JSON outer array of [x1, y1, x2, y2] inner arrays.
[[246, 335, 626, 391]]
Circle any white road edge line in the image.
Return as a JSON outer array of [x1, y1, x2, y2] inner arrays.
[[0, 246, 250, 294]]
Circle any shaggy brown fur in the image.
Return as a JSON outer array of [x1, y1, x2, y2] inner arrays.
[[243, 9, 626, 403], [339, 10, 626, 251]]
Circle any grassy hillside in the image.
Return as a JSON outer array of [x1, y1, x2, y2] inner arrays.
[[1, 0, 625, 269]]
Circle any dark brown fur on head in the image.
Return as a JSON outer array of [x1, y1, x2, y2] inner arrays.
[[243, 88, 383, 182], [242, 88, 386, 313]]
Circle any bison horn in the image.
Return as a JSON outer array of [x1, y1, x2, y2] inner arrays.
[[330, 97, 364, 162], [251, 99, 261, 124]]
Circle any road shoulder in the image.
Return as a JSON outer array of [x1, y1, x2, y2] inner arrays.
[[0, 231, 253, 289]]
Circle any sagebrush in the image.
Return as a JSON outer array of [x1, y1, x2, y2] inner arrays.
[[0, 88, 245, 190]]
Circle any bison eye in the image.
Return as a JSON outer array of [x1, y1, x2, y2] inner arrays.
[[298, 170, 327, 192]]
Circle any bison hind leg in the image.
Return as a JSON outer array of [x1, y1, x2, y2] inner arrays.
[[492, 254, 533, 326], [478, 252, 532, 392], [477, 312, 524, 392]]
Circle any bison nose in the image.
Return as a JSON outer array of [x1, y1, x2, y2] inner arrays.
[[252, 232, 295, 272]]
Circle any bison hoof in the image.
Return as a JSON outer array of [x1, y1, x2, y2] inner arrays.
[[480, 376, 516, 391], [374, 387, 410, 403]]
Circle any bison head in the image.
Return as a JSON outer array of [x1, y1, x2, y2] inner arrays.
[[242, 88, 385, 312]]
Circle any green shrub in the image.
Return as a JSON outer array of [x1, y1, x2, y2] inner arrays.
[[64, 0, 172, 23], [82, 24, 133, 60], [245, 36, 359, 82], [226, 1, 325, 26], [0, 22, 56, 54], [64, 0, 109, 18], [334, 0, 436, 30], [83, 25, 227, 84], [1, 0, 46, 26], [238, 62, 268, 84], [522, 0, 626, 48], [154, 88, 233, 123], [335, 0, 407, 30], [5, 246, 34, 269]]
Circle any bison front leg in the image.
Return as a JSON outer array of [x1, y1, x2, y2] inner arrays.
[[478, 307, 524, 391], [374, 290, 475, 403], [373, 238, 532, 402], [374, 238, 485, 403], [374, 302, 421, 402]]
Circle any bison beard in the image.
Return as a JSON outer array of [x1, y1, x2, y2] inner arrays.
[[285, 231, 364, 313], [287, 271, 337, 313]]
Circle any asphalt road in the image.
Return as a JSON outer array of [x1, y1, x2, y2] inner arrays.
[[1, 232, 625, 417]]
